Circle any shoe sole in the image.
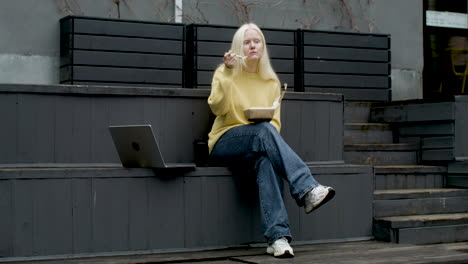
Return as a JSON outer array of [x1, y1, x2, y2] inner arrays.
[[305, 187, 335, 214], [267, 248, 295, 258]]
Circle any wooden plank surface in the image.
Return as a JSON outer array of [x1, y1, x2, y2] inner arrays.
[[63, 50, 183, 69], [69, 17, 184, 39], [304, 60, 390, 75], [303, 46, 389, 62], [68, 34, 183, 54], [62, 66, 183, 85], [302, 31, 389, 49], [304, 74, 390, 88]]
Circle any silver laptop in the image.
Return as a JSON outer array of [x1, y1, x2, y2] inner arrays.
[[109, 124, 196, 169]]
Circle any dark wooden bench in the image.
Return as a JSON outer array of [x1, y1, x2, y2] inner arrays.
[[0, 83, 376, 258], [60, 16, 185, 88]]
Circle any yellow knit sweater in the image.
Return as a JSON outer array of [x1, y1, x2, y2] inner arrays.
[[207, 66, 282, 153]]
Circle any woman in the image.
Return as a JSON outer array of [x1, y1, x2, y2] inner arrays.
[[207, 23, 335, 258]]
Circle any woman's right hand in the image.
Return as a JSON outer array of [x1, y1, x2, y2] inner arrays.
[[223, 50, 237, 69]]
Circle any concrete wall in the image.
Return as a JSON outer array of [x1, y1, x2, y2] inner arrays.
[[0, 0, 423, 100]]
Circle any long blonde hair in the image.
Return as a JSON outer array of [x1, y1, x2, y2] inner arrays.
[[222, 23, 279, 83]]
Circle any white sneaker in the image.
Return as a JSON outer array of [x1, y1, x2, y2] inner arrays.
[[304, 185, 335, 214], [266, 237, 294, 258]]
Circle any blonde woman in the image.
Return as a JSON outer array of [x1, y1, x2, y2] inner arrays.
[[207, 23, 335, 258]]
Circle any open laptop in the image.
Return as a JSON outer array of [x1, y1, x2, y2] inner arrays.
[[109, 124, 196, 169]]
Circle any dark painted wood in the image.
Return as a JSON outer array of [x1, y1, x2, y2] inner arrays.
[[63, 16, 185, 39], [303, 46, 389, 62], [0, 181, 12, 257], [0, 84, 343, 165], [304, 88, 390, 101], [66, 34, 183, 54], [62, 50, 183, 69], [304, 74, 390, 88], [302, 30, 390, 49], [0, 165, 373, 258], [455, 98, 468, 159], [61, 66, 182, 85], [304, 60, 390, 75], [0, 94, 17, 163]]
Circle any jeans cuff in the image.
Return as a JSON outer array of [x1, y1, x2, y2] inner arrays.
[[298, 184, 319, 206], [269, 234, 292, 245]]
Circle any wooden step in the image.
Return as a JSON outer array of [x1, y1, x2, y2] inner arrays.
[[374, 165, 446, 190], [344, 143, 419, 165], [344, 101, 374, 123], [374, 188, 468, 217], [344, 123, 393, 144], [374, 213, 468, 244]]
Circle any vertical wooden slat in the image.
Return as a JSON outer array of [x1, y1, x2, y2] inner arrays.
[[148, 176, 184, 249], [0, 180, 13, 256], [17, 94, 55, 163], [90, 97, 113, 163], [183, 177, 203, 248], [0, 94, 17, 163], [329, 101, 344, 161], [455, 99, 468, 158], [281, 101, 302, 158], [128, 178, 148, 251], [33, 180, 73, 255], [13, 179, 34, 256], [92, 178, 129, 252], [71, 178, 93, 254], [55, 96, 92, 163]]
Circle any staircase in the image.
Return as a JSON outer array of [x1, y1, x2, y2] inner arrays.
[[344, 101, 468, 244]]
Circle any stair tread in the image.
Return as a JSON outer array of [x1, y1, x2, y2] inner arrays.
[[345, 143, 419, 151], [374, 188, 468, 199], [375, 165, 447, 174], [345, 123, 391, 128], [375, 212, 468, 228]]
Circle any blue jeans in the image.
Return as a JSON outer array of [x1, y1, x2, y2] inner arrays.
[[210, 122, 319, 244]]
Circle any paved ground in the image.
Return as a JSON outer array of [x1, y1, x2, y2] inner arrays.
[[1, 240, 468, 264]]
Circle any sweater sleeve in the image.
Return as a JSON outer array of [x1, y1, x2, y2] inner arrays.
[[269, 81, 282, 132], [207, 67, 232, 116]]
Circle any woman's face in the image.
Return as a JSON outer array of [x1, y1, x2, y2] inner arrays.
[[243, 28, 264, 62]]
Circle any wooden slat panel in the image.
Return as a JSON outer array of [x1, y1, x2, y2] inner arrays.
[[63, 66, 182, 85], [399, 123, 455, 136], [128, 178, 149, 251], [33, 180, 73, 255], [407, 102, 455, 122], [304, 60, 390, 75], [281, 101, 303, 159], [55, 96, 92, 163], [64, 81, 182, 88], [303, 46, 389, 62], [196, 57, 294, 73], [0, 181, 13, 257], [0, 94, 17, 163], [422, 149, 454, 161], [270, 58, 295, 73], [13, 180, 34, 256], [263, 29, 296, 45], [148, 176, 185, 249], [70, 34, 183, 54], [422, 136, 454, 149], [303, 31, 389, 49], [66, 50, 183, 69], [16, 94, 55, 163], [303, 87, 390, 101], [304, 74, 390, 88], [455, 99, 468, 158], [196, 41, 232, 56], [92, 178, 129, 252], [195, 26, 237, 42], [71, 178, 93, 254], [267, 45, 294, 59], [329, 101, 344, 161], [71, 17, 184, 39]]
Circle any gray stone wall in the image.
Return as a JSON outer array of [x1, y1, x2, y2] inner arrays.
[[0, 0, 423, 100]]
